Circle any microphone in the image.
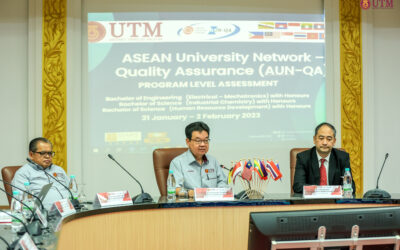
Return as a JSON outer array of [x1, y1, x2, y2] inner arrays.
[[0, 235, 10, 250], [363, 153, 391, 199], [0, 178, 47, 220], [220, 165, 232, 171], [0, 209, 29, 235], [26, 158, 81, 210], [107, 154, 153, 204], [0, 193, 42, 236], [0, 187, 35, 221], [1, 209, 43, 249]]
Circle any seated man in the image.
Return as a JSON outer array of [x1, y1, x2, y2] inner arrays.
[[292, 122, 356, 194], [170, 121, 228, 197], [12, 137, 70, 210]]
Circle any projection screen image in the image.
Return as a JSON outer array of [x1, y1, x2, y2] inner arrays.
[[87, 12, 326, 155]]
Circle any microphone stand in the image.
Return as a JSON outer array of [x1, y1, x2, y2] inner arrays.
[[0, 235, 10, 250], [0, 209, 43, 248], [26, 158, 81, 210], [0, 187, 42, 236], [0, 179, 48, 222], [0, 208, 41, 237], [108, 154, 153, 204], [220, 165, 232, 171], [0, 190, 42, 237], [42, 170, 81, 210], [363, 153, 391, 199]]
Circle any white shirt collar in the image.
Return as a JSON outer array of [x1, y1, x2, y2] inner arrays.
[[316, 151, 331, 164]]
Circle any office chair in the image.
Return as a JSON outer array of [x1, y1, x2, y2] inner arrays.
[[152, 148, 187, 196], [1, 165, 22, 205]]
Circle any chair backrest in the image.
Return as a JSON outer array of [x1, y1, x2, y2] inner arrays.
[[289, 148, 309, 195], [290, 147, 345, 194], [1, 165, 22, 205], [153, 148, 187, 196]]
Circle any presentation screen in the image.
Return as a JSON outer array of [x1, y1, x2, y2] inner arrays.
[[87, 12, 326, 155]]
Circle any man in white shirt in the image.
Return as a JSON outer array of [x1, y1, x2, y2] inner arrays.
[[12, 137, 70, 210], [292, 122, 356, 194], [170, 121, 228, 197]]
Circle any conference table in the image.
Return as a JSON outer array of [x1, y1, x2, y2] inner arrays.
[[56, 194, 400, 250], [2, 194, 400, 249]]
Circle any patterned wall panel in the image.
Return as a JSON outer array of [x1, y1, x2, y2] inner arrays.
[[339, 0, 363, 195], [42, 0, 67, 171]]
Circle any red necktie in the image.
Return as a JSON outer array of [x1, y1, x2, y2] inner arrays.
[[320, 158, 327, 185]]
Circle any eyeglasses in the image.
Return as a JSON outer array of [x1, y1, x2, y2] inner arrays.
[[33, 151, 55, 157], [190, 139, 211, 145]]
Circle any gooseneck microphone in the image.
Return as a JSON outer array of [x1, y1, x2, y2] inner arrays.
[[220, 165, 232, 171], [0, 187, 35, 220], [376, 153, 389, 189], [0, 194, 42, 236], [0, 209, 29, 234], [107, 154, 153, 204], [26, 158, 81, 210], [0, 235, 10, 250], [0, 179, 46, 214], [0, 209, 43, 249], [363, 153, 391, 199]]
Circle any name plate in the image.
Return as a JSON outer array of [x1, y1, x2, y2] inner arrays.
[[93, 190, 133, 208], [0, 212, 11, 224], [48, 199, 76, 232], [50, 198, 77, 218], [303, 185, 343, 198], [194, 187, 234, 201], [18, 232, 38, 250]]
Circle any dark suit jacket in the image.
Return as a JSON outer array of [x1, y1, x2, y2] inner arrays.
[[292, 147, 356, 194]]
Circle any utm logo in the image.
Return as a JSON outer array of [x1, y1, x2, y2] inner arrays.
[[88, 21, 106, 43], [361, 0, 394, 9], [109, 22, 163, 38], [360, 0, 371, 9], [183, 26, 194, 35]]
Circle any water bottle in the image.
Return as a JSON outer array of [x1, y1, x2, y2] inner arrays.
[[22, 182, 34, 218], [166, 170, 176, 201], [11, 190, 24, 233], [343, 168, 353, 198], [69, 175, 79, 199]]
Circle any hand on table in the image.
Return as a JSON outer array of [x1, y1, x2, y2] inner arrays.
[[175, 187, 194, 198]]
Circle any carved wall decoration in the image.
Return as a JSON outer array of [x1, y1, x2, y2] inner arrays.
[[42, 0, 67, 171], [339, 0, 363, 195]]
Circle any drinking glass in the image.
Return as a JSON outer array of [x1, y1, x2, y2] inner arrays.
[[78, 183, 88, 210], [177, 179, 189, 200]]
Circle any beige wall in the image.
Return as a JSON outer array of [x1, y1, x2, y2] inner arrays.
[[0, 0, 29, 205], [369, 5, 400, 193]]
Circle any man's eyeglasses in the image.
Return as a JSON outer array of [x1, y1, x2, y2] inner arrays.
[[190, 139, 211, 145], [33, 151, 55, 157]]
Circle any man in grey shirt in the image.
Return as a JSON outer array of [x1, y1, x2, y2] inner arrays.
[[170, 121, 228, 197], [12, 137, 70, 210]]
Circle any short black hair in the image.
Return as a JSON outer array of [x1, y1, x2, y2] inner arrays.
[[315, 122, 336, 138], [29, 137, 53, 152], [185, 121, 210, 140]]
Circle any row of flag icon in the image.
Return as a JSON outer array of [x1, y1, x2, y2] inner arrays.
[[228, 159, 283, 184], [249, 31, 325, 40], [249, 21, 325, 41], [258, 22, 324, 30]]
